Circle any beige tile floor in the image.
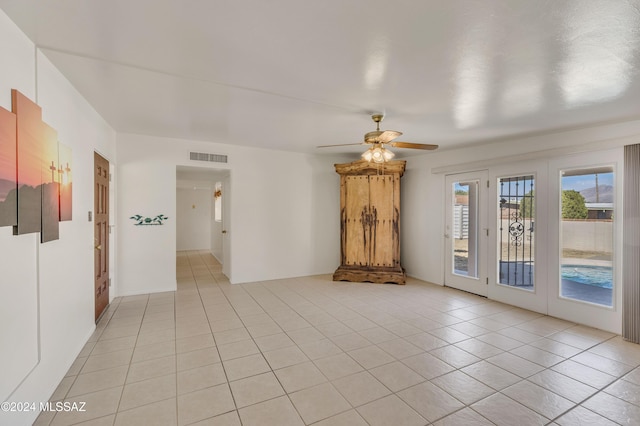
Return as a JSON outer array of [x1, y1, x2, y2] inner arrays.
[[35, 250, 640, 425]]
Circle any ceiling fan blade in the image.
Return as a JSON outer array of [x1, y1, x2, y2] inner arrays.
[[389, 141, 439, 150], [317, 142, 364, 148], [377, 130, 402, 144]]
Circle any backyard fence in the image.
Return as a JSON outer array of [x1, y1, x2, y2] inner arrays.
[[562, 220, 613, 254]]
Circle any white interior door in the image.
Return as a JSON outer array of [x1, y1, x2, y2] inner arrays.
[[221, 174, 231, 280], [444, 171, 488, 296]]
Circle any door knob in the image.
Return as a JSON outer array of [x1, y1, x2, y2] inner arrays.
[[222, 230, 227, 234], [95, 244, 102, 250]]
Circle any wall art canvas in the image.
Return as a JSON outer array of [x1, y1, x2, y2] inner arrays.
[[58, 142, 72, 221], [41, 123, 59, 243], [0, 106, 17, 227], [12, 90, 43, 235]]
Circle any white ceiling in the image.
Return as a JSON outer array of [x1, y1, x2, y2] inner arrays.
[[2, 0, 640, 158]]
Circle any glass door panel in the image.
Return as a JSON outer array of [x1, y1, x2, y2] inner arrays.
[[560, 167, 614, 307], [498, 175, 535, 290], [453, 181, 478, 278], [488, 161, 548, 314], [445, 171, 487, 296]]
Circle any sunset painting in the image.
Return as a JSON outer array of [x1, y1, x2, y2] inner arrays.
[[0, 106, 17, 227], [13, 89, 43, 236], [4, 89, 68, 243], [58, 143, 72, 221], [41, 123, 59, 243]]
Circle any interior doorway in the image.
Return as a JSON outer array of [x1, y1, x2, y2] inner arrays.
[[176, 166, 230, 279]]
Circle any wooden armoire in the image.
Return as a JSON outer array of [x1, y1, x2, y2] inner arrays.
[[333, 160, 406, 284]]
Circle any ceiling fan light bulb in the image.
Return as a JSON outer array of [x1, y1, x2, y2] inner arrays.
[[361, 150, 373, 162], [383, 149, 395, 161], [371, 147, 386, 163]]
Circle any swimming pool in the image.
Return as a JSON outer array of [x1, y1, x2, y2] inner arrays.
[[561, 265, 612, 289]]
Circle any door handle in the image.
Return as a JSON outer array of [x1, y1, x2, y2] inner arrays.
[[444, 233, 450, 238], [222, 230, 227, 234], [95, 244, 102, 250]]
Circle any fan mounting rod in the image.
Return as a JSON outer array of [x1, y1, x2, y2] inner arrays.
[[371, 114, 384, 131], [365, 114, 401, 144]]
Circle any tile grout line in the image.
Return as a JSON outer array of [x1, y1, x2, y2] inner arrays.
[[112, 293, 151, 421], [184, 251, 241, 424]]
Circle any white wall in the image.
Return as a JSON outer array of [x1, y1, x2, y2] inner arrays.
[[118, 160, 176, 295], [176, 186, 213, 251], [0, 8, 39, 413], [117, 133, 344, 289], [401, 120, 640, 286], [0, 9, 117, 426], [309, 155, 345, 273]]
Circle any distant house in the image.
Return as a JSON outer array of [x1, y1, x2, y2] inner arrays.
[[499, 198, 520, 219], [581, 185, 614, 220], [585, 203, 613, 220]]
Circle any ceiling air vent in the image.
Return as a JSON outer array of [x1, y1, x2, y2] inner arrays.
[[189, 152, 228, 163]]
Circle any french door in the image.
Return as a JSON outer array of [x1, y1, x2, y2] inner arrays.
[[488, 161, 548, 313], [547, 149, 622, 333], [443, 153, 622, 333], [445, 171, 488, 296]]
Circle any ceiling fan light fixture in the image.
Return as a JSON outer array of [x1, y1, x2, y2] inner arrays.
[[362, 144, 394, 163]]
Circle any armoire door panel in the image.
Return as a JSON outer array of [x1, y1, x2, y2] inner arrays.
[[369, 175, 395, 267], [344, 175, 369, 266]]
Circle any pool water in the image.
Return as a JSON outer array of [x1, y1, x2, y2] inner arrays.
[[561, 265, 613, 289]]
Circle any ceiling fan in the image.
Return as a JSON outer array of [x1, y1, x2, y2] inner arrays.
[[318, 114, 438, 163]]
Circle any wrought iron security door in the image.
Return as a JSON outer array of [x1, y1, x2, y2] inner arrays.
[[498, 175, 535, 289]]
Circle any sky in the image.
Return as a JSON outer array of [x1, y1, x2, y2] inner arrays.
[[0, 107, 16, 183], [14, 92, 43, 188], [562, 172, 613, 191]]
